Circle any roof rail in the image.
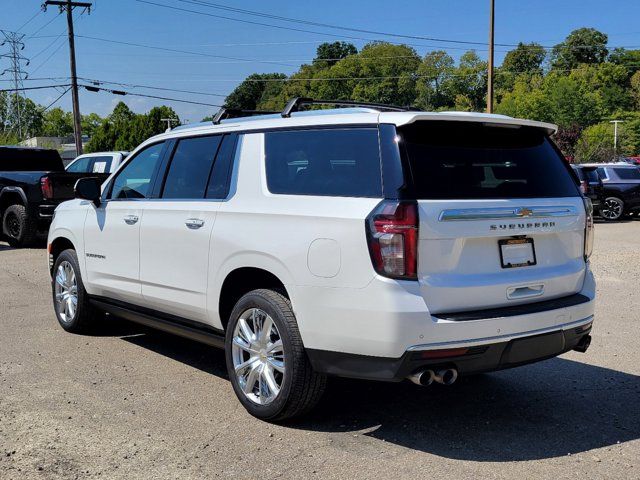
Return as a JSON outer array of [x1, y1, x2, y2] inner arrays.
[[281, 97, 413, 118], [211, 107, 280, 125]]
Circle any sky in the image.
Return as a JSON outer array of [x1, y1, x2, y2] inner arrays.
[[2, 0, 640, 123]]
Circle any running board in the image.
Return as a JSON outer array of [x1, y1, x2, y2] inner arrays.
[[90, 298, 225, 348]]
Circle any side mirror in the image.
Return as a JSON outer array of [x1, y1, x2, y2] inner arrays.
[[74, 177, 102, 207]]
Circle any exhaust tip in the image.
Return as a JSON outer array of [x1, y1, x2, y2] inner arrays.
[[573, 334, 592, 353], [435, 368, 458, 385], [408, 369, 435, 386]]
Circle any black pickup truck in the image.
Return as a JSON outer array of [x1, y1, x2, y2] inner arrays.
[[0, 146, 109, 247]]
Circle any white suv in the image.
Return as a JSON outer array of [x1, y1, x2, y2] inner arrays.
[[47, 99, 595, 421]]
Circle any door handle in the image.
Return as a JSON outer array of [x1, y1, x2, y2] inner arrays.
[[185, 218, 205, 229], [123, 215, 139, 225]]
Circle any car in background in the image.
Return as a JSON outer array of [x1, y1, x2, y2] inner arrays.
[[571, 165, 603, 210], [582, 163, 640, 221], [65, 151, 128, 174], [0, 146, 111, 247]]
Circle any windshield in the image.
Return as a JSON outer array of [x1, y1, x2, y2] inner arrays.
[[398, 122, 579, 199]]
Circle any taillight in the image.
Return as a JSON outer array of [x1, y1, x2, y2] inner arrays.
[[579, 180, 588, 195], [366, 200, 418, 280], [584, 197, 594, 260], [41, 176, 54, 200]]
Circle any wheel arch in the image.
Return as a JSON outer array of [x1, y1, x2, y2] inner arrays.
[[217, 266, 291, 332], [0, 187, 28, 215], [48, 233, 80, 276]]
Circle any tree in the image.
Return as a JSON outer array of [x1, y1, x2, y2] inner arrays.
[[551, 28, 608, 70], [553, 124, 582, 159], [81, 112, 103, 138], [502, 42, 546, 75], [313, 42, 357, 67], [41, 107, 74, 137], [224, 73, 287, 110], [608, 48, 640, 77], [449, 51, 487, 111], [416, 51, 455, 109]]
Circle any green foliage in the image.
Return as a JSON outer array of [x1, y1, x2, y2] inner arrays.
[[223, 73, 288, 110], [85, 102, 180, 152], [551, 27, 608, 70], [501, 43, 546, 75], [416, 51, 455, 109], [41, 107, 74, 137], [313, 42, 357, 67]]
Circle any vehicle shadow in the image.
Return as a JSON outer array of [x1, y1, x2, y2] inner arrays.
[[115, 325, 640, 462]]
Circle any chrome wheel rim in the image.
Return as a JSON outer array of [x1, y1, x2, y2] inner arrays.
[[601, 198, 623, 220], [231, 308, 285, 405], [54, 261, 78, 324]]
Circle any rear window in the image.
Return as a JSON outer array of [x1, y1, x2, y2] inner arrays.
[[613, 167, 640, 180], [0, 147, 63, 171], [265, 128, 382, 198], [398, 122, 579, 199], [583, 169, 600, 182]]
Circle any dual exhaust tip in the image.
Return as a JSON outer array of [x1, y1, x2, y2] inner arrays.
[[408, 368, 458, 386]]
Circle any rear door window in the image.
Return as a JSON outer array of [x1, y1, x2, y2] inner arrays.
[[398, 122, 579, 199], [162, 135, 222, 199], [265, 128, 382, 197]]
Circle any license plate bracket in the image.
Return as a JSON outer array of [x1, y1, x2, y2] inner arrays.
[[499, 238, 536, 269]]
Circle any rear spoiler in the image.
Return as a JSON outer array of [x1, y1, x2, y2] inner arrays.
[[380, 112, 558, 135]]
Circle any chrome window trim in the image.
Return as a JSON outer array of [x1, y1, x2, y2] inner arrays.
[[439, 205, 579, 222]]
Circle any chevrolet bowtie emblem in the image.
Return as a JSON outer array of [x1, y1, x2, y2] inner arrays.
[[516, 207, 533, 217]]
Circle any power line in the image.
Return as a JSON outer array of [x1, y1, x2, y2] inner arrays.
[[79, 84, 222, 107], [143, 0, 639, 51], [27, 12, 62, 38], [79, 77, 228, 97], [30, 37, 67, 75], [75, 34, 298, 67], [15, 11, 42, 33], [41, 86, 71, 111], [0, 84, 72, 92]]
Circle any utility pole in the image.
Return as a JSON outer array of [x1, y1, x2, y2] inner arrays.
[[42, 0, 91, 155], [486, 0, 495, 113], [161, 117, 179, 131], [610, 120, 624, 159], [0, 30, 29, 139]]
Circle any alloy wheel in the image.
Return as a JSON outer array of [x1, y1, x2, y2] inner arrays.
[[54, 261, 78, 324], [6, 212, 20, 238], [231, 308, 285, 405], [601, 198, 623, 220]]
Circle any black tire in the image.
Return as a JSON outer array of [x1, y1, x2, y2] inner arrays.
[[599, 196, 625, 222], [2, 204, 38, 247], [51, 249, 99, 333], [225, 289, 326, 422]]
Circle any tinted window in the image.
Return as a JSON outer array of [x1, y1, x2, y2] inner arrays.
[[162, 136, 222, 199], [0, 147, 64, 171], [583, 169, 600, 183], [111, 143, 164, 199], [206, 134, 237, 199], [596, 167, 608, 179], [399, 122, 579, 199], [67, 156, 92, 172], [613, 167, 640, 180], [265, 128, 382, 197]]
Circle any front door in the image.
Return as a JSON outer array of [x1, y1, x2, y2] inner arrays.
[[83, 142, 165, 304]]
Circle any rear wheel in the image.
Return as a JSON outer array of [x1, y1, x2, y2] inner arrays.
[[52, 249, 98, 333], [225, 289, 326, 422], [600, 197, 625, 221], [2, 204, 38, 247]]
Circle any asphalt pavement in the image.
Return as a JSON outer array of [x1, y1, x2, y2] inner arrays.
[[1, 220, 639, 479]]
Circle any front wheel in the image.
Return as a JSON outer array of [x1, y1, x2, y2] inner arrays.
[[600, 197, 625, 221], [52, 249, 99, 333], [225, 289, 326, 422]]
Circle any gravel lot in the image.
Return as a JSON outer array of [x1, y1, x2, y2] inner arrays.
[[1, 220, 639, 479]]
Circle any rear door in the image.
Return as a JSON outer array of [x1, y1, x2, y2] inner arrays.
[[139, 134, 236, 321], [398, 121, 586, 314]]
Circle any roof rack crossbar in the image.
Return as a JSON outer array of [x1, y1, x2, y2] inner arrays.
[[211, 107, 280, 125], [281, 97, 412, 117]]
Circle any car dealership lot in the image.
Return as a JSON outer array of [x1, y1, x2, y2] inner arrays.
[[1, 221, 639, 480]]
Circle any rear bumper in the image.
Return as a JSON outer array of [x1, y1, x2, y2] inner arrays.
[[307, 317, 593, 381]]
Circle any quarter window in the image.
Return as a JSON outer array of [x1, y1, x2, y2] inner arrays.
[[265, 128, 382, 197], [162, 135, 222, 199], [110, 142, 164, 199]]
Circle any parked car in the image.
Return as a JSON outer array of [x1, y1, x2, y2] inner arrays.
[[571, 165, 603, 210], [582, 163, 640, 221], [66, 151, 128, 174], [47, 99, 595, 421], [0, 146, 111, 247]]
